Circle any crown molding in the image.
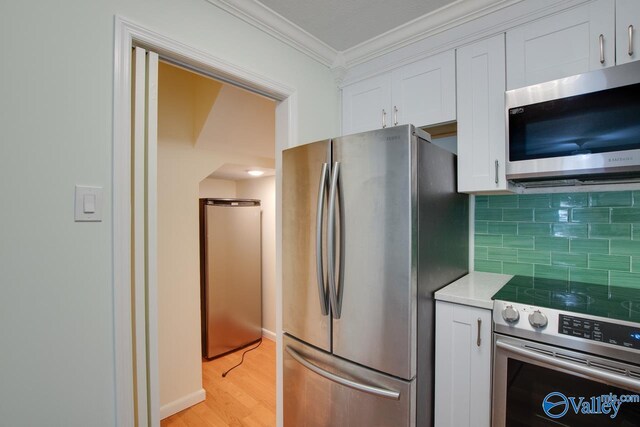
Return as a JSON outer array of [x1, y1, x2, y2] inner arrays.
[[205, 0, 338, 67], [205, 0, 532, 71], [342, 0, 523, 68]]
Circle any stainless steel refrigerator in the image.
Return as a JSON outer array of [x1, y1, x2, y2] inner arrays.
[[199, 198, 262, 359], [282, 125, 469, 427]]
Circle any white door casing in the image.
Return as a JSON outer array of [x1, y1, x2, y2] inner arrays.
[[113, 16, 296, 426]]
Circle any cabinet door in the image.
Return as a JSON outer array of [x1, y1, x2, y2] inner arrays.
[[434, 301, 492, 427], [391, 50, 456, 127], [616, 0, 640, 65], [506, 0, 615, 90], [341, 73, 391, 135], [457, 34, 508, 193]]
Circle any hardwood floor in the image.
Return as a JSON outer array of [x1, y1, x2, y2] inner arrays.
[[161, 338, 276, 427]]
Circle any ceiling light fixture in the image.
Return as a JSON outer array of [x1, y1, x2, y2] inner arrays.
[[247, 170, 264, 177]]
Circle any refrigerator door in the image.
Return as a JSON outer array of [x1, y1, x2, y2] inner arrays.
[[284, 334, 415, 427], [330, 125, 417, 380], [204, 204, 262, 358], [283, 140, 332, 351]]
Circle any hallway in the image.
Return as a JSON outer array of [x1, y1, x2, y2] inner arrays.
[[161, 339, 276, 426]]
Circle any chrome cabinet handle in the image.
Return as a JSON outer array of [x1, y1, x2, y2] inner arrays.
[[477, 318, 482, 347], [494, 160, 499, 185], [382, 109, 387, 128], [327, 162, 341, 319], [629, 25, 634, 56], [496, 340, 640, 391], [393, 106, 398, 126], [599, 34, 605, 64], [315, 163, 329, 316], [286, 345, 401, 400]]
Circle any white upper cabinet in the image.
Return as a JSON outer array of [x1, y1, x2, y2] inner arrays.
[[342, 73, 392, 135], [391, 51, 456, 128], [341, 50, 456, 135], [506, 0, 615, 90], [616, 0, 640, 65], [457, 34, 508, 193]]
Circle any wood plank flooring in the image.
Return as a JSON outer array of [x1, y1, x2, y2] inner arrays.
[[161, 338, 276, 427]]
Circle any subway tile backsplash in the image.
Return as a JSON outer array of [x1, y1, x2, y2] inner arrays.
[[474, 191, 640, 289]]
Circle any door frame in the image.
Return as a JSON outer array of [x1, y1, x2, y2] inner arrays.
[[113, 16, 295, 425]]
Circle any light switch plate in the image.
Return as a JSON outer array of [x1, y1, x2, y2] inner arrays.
[[75, 185, 103, 222]]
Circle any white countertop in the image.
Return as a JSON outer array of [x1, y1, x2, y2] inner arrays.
[[435, 272, 513, 310]]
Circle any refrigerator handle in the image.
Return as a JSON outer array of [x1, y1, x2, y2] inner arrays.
[[327, 161, 341, 319], [315, 163, 329, 316], [285, 345, 401, 400]]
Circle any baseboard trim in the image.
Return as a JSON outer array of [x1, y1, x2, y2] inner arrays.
[[262, 328, 276, 341], [160, 388, 206, 420]]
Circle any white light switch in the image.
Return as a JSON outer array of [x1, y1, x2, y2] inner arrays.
[[83, 194, 96, 213], [75, 185, 103, 222]]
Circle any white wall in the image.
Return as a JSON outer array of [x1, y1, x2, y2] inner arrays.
[[199, 178, 237, 198], [236, 176, 277, 336], [0, 1, 339, 424]]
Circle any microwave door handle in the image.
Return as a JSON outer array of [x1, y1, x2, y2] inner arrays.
[[315, 162, 329, 316], [496, 340, 640, 391]]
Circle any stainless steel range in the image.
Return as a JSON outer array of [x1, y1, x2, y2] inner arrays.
[[492, 276, 640, 426]]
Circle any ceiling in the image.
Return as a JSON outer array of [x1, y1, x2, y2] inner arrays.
[[208, 164, 276, 181], [257, 0, 457, 51]]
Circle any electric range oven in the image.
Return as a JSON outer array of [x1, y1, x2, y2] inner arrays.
[[492, 276, 640, 426]]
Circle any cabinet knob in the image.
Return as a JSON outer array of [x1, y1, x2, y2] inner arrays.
[[393, 106, 398, 126], [599, 34, 605, 64], [382, 109, 387, 129], [629, 25, 634, 57]]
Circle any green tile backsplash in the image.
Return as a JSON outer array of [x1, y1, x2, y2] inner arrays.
[[474, 191, 640, 289]]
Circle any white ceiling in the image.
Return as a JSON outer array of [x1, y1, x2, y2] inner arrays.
[[257, 0, 457, 51], [208, 164, 276, 181]]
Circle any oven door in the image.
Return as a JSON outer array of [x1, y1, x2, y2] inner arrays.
[[493, 334, 640, 426]]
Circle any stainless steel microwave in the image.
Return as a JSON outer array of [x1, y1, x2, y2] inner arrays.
[[506, 60, 640, 186]]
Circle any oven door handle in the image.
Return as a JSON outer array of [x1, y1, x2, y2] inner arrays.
[[496, 340, 640, 391]]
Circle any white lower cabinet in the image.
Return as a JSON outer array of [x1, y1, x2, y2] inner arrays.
[[434, 301, 492, 427]]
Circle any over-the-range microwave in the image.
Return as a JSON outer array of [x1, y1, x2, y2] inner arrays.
[[506, 60, 640, 187]]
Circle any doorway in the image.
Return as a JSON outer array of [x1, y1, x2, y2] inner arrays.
[[113, 17, 294, 427], [155, 60, 277, 425]]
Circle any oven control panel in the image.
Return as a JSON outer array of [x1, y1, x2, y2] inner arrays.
[[559, 314, 640, 350]]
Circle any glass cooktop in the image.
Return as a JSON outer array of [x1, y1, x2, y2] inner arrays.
[[492, 275, 640, 324]]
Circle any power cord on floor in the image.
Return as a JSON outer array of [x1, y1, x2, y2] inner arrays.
[[221, 339, 263, 378]]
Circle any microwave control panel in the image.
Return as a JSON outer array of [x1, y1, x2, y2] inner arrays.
[[559, 314, 640, 350]]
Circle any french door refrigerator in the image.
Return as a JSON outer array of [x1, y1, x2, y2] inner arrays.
[[283, 125, 469, 427]]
